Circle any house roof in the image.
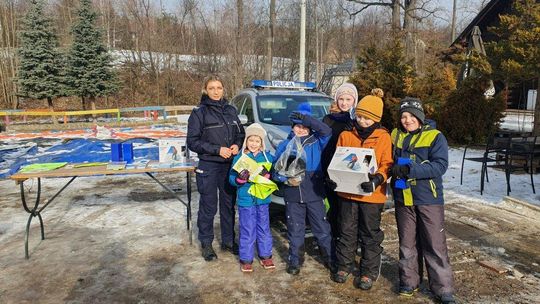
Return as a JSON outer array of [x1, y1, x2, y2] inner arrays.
[[451, 0, 510, 46]]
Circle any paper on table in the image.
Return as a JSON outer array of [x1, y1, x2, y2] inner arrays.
[[19, 162, 68, 173]]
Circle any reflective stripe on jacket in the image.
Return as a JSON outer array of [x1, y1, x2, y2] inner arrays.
[[391, 126, 448, 206]]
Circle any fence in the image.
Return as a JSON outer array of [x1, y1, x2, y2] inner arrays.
[[0, 105, 195, 126]]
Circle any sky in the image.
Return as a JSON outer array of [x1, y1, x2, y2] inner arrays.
[[158, 0, 488, 33]]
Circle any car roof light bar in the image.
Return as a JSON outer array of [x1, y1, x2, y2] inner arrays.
[[252, 80, 316, 91]]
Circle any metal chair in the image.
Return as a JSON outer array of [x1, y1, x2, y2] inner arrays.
[[460, 133, 509, 190], [502, 135, 538, 194]]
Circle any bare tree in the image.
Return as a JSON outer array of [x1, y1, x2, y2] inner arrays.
[[0, 1, 20, 109], [265, 0, 276, 80]]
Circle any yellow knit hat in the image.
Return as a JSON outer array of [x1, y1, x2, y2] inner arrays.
[[355, 88, 384, 122]]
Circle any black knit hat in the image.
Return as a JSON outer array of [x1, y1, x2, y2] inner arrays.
[[399, 97, 425, 124]]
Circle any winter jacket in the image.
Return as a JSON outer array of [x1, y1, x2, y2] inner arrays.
[[321, 112, 353, 175], [187, 95, 245, 163], [273, 115, 331, 203], [336, 127, 393, 204], [229, 150, 274, 207], [391, 125, 448, 206]]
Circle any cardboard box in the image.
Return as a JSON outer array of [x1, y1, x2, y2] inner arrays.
[[158, 138, 186, 163], [327, 146, 377, 196]]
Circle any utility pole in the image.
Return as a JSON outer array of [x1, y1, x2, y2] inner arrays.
[[265, 0, 276, 80], [451, 0, 457, 43], [299, 0, 306, 82]]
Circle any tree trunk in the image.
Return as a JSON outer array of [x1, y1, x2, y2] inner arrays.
[[533, 78, 540, 135], [47, 96, 57, 124], [265, 0, 275, 80], [89, 96, 97, 123], [234, 0, 244, 93], [391, 0, 401, 32], [403, 0, 417, 65]]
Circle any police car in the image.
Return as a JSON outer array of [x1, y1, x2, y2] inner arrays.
[[231, 80, 333, 151], [230, 80, 333, 205]]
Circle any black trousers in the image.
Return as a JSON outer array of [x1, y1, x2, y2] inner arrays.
[[196, 160, 236, 246], [335, 198, 384, 280], [325, 187, 341, 240]]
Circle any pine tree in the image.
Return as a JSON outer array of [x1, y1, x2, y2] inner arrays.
[[349, 38, 415, 129], [486, 0, 540, 134], [16, 0, 64, 114], [65, 0, 118, 111]]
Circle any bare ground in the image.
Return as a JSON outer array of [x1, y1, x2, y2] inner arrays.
[[0, 175, 539, 304]]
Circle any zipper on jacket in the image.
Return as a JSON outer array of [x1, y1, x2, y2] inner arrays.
[[217, 106, 232, 146], [203, 124, 224, 130]]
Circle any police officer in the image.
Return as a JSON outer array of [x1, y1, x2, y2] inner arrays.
[[187, 75, 245, 261]]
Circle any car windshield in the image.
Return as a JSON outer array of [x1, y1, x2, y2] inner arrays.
[[256, 94, 332, 126]]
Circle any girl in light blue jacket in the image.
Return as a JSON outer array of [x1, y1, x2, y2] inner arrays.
[[229, 123, 276, 273]]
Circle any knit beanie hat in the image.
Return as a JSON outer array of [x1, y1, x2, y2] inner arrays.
[[242, 123, 267, 151], [399, 97, 425, 124], [291, 102, 312, 125], [332, 83, 359, 117], [355, 88, 384, 122]]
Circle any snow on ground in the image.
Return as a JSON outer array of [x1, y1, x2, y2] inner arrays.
[[444, 147, 539, 205]]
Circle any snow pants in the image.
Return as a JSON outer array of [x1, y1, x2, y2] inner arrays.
[[395, 204, 454, 296], [196, 160, 236, 246], [335, 198, 384, 280], [286, 200, 332, 267], [238, 204, 273, 263]]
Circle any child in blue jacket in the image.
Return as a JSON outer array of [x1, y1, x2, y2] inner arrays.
[[273, 103, 333, 275], [229, 123, 276, 273]]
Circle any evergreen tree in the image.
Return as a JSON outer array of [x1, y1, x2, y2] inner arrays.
[[16, 0, 64, 113], [65, 0, 118, 111], [349, 38, 415, 129], [486, 0, 540, 91], [485, 0, 540, 134]]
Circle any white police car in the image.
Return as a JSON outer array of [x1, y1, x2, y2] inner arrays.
[[230, 80, 333, 205], [231, 80, 333, 152]]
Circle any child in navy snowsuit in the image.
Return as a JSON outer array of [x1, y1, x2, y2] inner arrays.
[[229, 123, 276, 273], [273, 103, 333, 275]]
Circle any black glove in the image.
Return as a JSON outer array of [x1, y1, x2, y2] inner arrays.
[[391, 165, 410, 179], [289, 111, 306, 124], [325, 177, 337, 191], [360, 173, 384, 193]]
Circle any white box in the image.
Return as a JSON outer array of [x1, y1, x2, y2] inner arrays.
[[327, 147, 378, 196], [158, 138, 186, 163]]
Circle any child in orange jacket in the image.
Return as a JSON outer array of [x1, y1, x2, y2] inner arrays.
[[329, 90, 393, 290]]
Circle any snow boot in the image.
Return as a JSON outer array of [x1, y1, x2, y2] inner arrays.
[[201, 244, 217, 261]]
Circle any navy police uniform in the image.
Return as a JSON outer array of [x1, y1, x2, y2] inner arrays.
[[187, 95, 245, 247]]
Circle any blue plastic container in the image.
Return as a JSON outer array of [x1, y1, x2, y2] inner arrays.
[[111, 143, 123, 162], [122, 142, 134, 163]]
